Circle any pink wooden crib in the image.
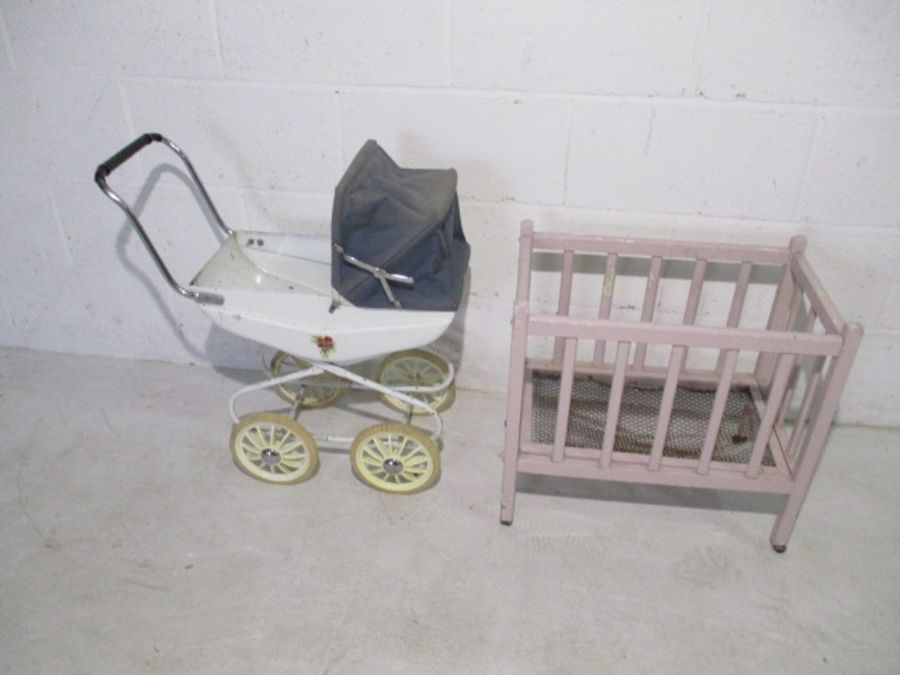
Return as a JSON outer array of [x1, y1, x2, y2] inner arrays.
[[501, 221, 862, 552]]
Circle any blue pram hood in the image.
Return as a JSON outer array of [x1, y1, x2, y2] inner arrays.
[[331, 141, 469, 311]]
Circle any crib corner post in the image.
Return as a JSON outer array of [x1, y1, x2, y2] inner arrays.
[[520, 219, 535, 237], [769, 322, 863, 551], [789, 234, 807, 254], [756, 240, 803, 390], [501, 302, 530, 526]]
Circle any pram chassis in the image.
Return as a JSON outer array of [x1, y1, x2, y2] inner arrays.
[[96, 133, 457, 491]]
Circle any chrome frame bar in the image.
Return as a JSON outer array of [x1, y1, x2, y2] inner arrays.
[[95, 133, 230, 306], [228, 360, 444, 444], [333, 244, 414, 309]]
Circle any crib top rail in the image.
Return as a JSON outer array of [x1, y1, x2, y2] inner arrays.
[[517, 221, 849, 339], [530, 231, 790, 265]]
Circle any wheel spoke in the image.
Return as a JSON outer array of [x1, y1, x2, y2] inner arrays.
[[397, 438, 415, 458], [274, 430, 293, 451], [253, 428, 266, 449], [280, 441, 306, 456], [373, 436, 391, 458]]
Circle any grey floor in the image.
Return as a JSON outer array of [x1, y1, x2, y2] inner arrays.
[[1, 347, 898, 674]]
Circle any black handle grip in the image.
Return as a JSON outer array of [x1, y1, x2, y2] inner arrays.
[[95, 132, 164, 180]]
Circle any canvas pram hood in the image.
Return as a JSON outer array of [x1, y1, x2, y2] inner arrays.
[[331, 140, 470, 311]]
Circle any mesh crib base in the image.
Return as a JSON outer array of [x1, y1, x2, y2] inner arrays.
[[531, 370, 774, 467]]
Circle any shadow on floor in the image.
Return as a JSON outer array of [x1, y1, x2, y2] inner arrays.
[[516, 473, 786, 515]]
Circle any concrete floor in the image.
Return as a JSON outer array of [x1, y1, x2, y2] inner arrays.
[[1, 346, 898, 674]]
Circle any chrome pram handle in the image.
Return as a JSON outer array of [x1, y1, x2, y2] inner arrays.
[[333, 244, 414, 309], [95, 133, 228, 306]]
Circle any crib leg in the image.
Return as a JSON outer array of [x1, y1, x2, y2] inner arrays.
[[501, 306, 529, 526], [500, 461, 516, 526], [770, 323, 863, 553], [769, 485, 807, 553]]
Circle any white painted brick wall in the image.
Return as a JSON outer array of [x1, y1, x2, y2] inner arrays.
[[0, 75, 136, 182], [0, 2, 898, 426], [216, 0, 448, 86], [3, 1, 222, 78], [566, 102, 818, 219], [797, 111, 900, 228], [123, 82, 341, 192], [699, 0, 900, 107], [451, 1, 707, 96], [340, 92, 570, 203]]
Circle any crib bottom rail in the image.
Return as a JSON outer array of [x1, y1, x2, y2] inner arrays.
[[518, 367, 794, 494]]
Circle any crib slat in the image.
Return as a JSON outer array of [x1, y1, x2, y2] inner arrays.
[[552, 338, 578, 463], [697, 349, 739, 475], [649, 345, 686, 471], [634, 256, 663, 368], [600, 341, 630, 468], [553, 250, 576, 362], [786, 369, 821, 460], [727, 261, 753, 327], [683, 259, 707, 325], [746, 353, 795, 477], [786, 352, 826, 459], [776, 295, 812, 426], [716, 261, 752, 372], [593, 253, 618, 365], [756, 260, 796, 386]]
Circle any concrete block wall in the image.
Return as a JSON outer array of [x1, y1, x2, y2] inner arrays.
[[1, 2, 898, 426]]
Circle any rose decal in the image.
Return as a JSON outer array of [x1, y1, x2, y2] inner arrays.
[[312, 335, 335, 359]]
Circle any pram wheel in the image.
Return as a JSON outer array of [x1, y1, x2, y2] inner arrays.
[[270, 352, 346, 408], [375, 350, 456, 416], [350, 423, 440, 494], [230, 413, 319, 484]]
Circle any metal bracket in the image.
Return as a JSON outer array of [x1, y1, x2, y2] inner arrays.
[[334, 244, 414, 308]]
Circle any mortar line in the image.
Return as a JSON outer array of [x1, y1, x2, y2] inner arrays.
[[443, 0, 453, 86], [116, 81, 138, 138], [207, 0, 226, 78], [47, 184, 75, 266], [2, 69, 897, 115], [237, 190, 253, 230], [562, 100, 574, 205], [689, 0, 713, 96], [334, 90, 344, 170], [456, 196, 899, 233], [0, 7, 16, 69], [791, 114, 824, 220]]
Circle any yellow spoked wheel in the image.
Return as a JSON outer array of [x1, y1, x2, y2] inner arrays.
[[230, 413, 319, 484], [350, 423, 440, 494], [375, 349, 455, 416], [270, 351, 346, 408]]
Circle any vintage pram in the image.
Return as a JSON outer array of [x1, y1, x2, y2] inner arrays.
[[95, 134, 470, 494]]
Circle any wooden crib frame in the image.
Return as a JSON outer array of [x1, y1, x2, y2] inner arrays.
[[501, 220, 862, 552]]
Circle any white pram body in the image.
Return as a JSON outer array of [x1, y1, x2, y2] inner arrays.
[[193, 231, 454, 365], [96, 134, 467, 495]]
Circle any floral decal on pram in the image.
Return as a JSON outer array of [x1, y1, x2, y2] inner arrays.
[[312, 335, 335, 359]]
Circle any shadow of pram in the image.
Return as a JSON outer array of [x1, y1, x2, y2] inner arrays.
[[114, 162, 258, 367]]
